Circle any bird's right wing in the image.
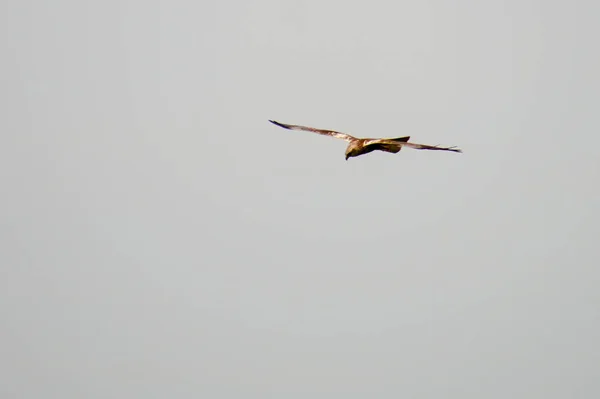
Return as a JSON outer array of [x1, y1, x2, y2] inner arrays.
[[269, 120, 356, 141], [365, 139, 463, 153]]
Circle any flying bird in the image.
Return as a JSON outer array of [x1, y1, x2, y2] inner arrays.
[[268, 120, 462, 160]]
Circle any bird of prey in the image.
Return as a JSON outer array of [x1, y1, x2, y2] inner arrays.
[[268, 120, 462, 160]]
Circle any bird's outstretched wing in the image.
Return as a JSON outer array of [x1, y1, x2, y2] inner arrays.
[[366, 139, 462, 153], [269, 120, 356, 141]]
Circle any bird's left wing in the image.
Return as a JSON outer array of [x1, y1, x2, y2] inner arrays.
[[269, 120, 356, 141]]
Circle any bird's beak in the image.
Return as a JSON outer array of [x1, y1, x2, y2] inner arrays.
[[345, 155, 349, 161]]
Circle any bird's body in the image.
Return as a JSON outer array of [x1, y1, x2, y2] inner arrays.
[[344, 136, 411, 158], [268, 120, 462, 160]]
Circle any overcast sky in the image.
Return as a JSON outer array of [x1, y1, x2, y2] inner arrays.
[[2, 0, 599, 397]]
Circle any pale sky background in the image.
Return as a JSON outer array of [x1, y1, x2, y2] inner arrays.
[[1, 0, 599, 397]]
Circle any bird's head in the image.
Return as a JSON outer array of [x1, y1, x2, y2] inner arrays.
[[345, 148, 354, 161], [345, 141, 361, 160]]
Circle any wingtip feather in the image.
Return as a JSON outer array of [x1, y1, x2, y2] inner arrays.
[[268, 119, 290, 129]]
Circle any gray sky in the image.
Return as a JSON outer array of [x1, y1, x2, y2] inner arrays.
[[2, 0, 599, 397]]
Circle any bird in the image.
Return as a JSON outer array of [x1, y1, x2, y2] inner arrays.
[[268, 120, 462, 160]]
